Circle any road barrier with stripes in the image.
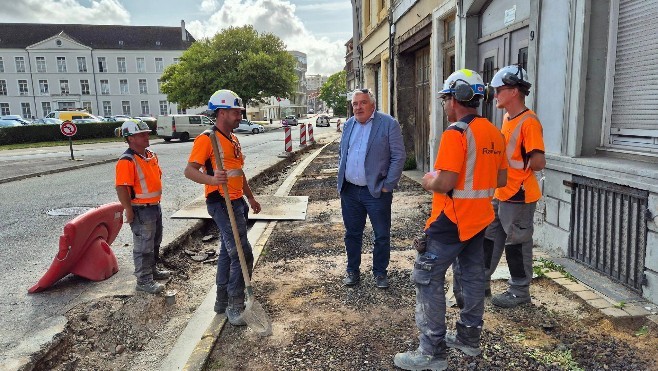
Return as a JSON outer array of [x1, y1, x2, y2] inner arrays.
[[308, 123, 315, 143], [284, 126, 292, 152], [300, 123, 307, 146]]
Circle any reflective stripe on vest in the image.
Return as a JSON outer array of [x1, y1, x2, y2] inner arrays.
[[119, 152, 162, 199], [506, 113, 538, 170], [451, 120, 496, 200]]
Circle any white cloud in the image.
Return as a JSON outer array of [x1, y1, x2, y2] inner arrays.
[[296, 1, 351, 12], [0, 0, 130, 24], [199, 0, 219, 12], [186, 0, 346, 76]]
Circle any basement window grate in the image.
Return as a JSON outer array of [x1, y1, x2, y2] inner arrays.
[[569, 176, 648, 293]]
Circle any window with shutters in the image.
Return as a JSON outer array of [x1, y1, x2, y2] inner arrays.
[[604, 0, 658, 153]]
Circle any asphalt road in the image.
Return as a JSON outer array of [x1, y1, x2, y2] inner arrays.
[[0, 118, 340, 369]]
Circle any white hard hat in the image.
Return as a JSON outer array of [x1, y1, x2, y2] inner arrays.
[[117, 119, 151, 137], [439, 69, 486, 101], [490, 65, 531, 90], [208, 89, 245, 111]]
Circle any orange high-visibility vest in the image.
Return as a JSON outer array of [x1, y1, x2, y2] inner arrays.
[[425, 116, 508, 241], [115, 149, 162, 204], [494, 109, 545, 203]]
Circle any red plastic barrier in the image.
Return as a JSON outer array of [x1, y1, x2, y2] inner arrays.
[[28, 202, 124, 293]]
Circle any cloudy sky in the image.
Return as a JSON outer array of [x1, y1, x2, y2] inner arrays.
[[0, 0, 353, 75]]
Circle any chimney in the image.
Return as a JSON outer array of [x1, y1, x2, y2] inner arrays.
[[181, 20, 186, 41]]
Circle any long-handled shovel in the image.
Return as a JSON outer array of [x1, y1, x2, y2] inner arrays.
[[210, 133, 272, 336]]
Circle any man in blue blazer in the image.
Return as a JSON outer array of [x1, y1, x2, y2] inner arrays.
[[337, 88, 406, 288]]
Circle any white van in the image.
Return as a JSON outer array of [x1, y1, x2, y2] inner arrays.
[[157, 114, 215, 142]]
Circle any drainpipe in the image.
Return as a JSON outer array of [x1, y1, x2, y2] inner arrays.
[[388, 8, 395, 117]]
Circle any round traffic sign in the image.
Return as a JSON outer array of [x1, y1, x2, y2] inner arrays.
[[60, 121, 77, 137]]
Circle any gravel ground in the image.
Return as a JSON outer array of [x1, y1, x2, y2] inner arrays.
[[207, 142, 658, 371]]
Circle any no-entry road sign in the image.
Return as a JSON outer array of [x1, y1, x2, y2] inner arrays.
[[60, 121, 77, 137]]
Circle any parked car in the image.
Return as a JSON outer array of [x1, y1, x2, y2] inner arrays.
[[0, 119, 23, 128], [134, 115, 157, 124], [72, 118, 102, 124], [282, 115, 298, 126], [1, 115, 32, 125], [234, 119, 264, 134], [109, 115, 132, 122], [32, 118, 64, 125], [316, 115, 330, 127], [157, 114, 215, 142]]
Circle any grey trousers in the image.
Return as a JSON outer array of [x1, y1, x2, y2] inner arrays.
[[414, 232, 485, 356], [129, 205, 163, 285], [484, 199, 536, 297]]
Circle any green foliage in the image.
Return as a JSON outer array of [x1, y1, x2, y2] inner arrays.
[[635, 325, 649, 337], [533, 257, 577, 281], [526, 348, 583, 371], [0, 121, 156, 146], [319, 70, 347, 116], [404, 155, 417, 170], [160, 26, 297, 109], [614, 300, 627, 309]]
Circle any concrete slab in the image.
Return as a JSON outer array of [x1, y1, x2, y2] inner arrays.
[[562, 283, 589, 292], [622, 305, 652, 317], [587, 298, 613, 309], [601, 307, 629, 317], [575, 290, 602, 301], [170, 195, 309, 220]]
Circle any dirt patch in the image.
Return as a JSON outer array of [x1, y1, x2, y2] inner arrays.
[[30, 144, 322, 371], [208, 142, 658, 370]]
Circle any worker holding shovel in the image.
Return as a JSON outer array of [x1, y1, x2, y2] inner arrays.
[[184, 89, 262, 326]]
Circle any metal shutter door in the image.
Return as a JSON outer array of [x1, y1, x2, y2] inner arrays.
[[610, 0, 658, 150]]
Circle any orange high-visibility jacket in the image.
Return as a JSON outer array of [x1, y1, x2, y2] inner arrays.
[[115, 148, 162, 204], [494, 109, 545, 203], [187, 128, 245, 201], [425, 116, 508, 241]]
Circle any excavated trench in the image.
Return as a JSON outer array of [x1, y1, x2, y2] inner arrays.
[[28, 144, 321, 371]]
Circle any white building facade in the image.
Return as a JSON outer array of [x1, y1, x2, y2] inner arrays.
[[0, 22, 194, 118]]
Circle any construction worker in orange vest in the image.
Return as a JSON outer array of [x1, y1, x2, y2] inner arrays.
[[484, 65, 546, 308], [395, 69, 508, 371], [184, 89, 262, 326], [115, 119, 171, 295]]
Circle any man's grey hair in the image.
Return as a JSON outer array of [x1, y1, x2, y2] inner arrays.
[[352, 88, 376, 105]]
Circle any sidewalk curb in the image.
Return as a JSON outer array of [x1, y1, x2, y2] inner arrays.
[[161, 138, 339, 371], [0, 158, 116, 185]]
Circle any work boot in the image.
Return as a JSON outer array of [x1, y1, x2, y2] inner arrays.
[[445, 321, 482, 356], [136, 281, 165, 294], [491, 291, 531, 308], [394, 344, 448, 371], [375, 275, 389, 289], [153, 268, 172, 280], [214, 286, 228, 314], [342, 271, 360, 286], [225, 296, 247, 326]]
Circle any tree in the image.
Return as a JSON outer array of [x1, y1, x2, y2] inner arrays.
[[319, 70, 347, 116], [160, 26, 297, 109]]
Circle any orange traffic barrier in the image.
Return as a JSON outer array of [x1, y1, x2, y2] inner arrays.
[[29, 202, 123, 293]]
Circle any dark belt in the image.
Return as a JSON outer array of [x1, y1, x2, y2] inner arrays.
[[346, 181, 367, 188], [132, 202, 160, 207]]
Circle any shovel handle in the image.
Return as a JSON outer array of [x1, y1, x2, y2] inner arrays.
[[209, 133, 253, 290]]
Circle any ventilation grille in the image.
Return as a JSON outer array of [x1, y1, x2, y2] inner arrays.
[[569, 175, 648, 292]]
